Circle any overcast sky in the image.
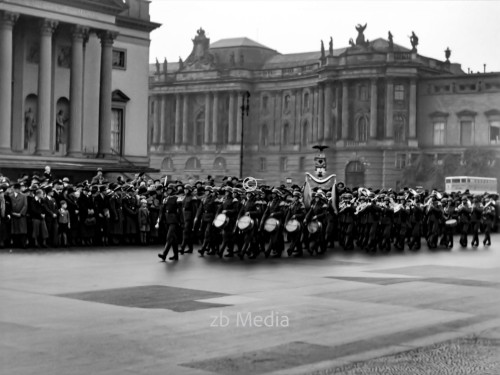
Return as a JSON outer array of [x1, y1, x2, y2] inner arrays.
[[148, 0, 500, 73]]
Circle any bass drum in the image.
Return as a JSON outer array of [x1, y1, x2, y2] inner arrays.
[[213, 213, 228, 228], [237, 215, 254, 231], [307, 220, 322, 234], [264, 217, 279, 233], [285, 219, 300, 233]]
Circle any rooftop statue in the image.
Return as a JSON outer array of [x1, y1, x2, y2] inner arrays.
[[329, 37, 333, 56], [182, 27, 216, 71], [410, 31, 419, 52], [355, 23, 367, 46], [163, 57, 168, 74], [155, 58, 160, 75], [320, 40, 325, 60], [388, 31, 394, 50]]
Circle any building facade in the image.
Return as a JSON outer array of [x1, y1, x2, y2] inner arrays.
[[0, 0, 159, 180], [149, 26, 500, 188]]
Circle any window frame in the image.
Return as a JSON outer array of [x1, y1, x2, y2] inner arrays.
[[394, 84, 405, 102], [112, 48, 127, 70], [433, 121, 445, 145], [111, 106, 125, 155]]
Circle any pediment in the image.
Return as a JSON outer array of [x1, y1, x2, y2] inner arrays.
[[112, 89, 130, 102], [456, 110, 477, 117], [428, 111, 449, 118]]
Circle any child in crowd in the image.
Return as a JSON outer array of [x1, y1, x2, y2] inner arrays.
[[58, 200, 70, 247], [138, 199, 150, 245]]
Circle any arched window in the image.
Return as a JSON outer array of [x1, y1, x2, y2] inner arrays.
[[357, 117, 368, 142], [283, 123, 290, 145], [185, 157, 201, 170], [284, 95, 291, 112], [161, 157, 174, 171], [303, 92, 310, 110], [213, 157, 226, 171], [345, 160, 365, 187], [261, 124, 269, 147], [262, 95, 269, 110], [194, 112, 204, 146], [394, 114, 406, 143], [302, 121, 309, 145]]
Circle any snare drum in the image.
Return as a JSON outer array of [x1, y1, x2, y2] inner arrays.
[[445, 219, 457, 227], [285, 219, 300, 233], [213, 213, 228, 228], [237, 215, 254, 231], [307, 220, 321, 234], [264, 217, 279, 233]]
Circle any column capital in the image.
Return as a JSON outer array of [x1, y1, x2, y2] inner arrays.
[[39, 19, 58, 36], [98, 30, 118, 46], [72, 25, 89, 41], [0, 11, 19, 28]]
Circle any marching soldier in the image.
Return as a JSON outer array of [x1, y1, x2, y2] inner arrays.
[[179, 184, 197, 254], [470, 197, 483, 247], [157, 184, 180, 261], [458, 196, 472, 247], [285, 190, 306, 257]]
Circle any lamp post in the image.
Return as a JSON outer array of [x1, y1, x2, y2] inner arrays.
[[239, 91, 250, 179]]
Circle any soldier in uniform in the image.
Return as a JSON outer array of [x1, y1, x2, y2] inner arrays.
[[470, 197, 483, 248], [179, 184, 197, 254], [109, 185, 124, 245], [10, 183, 28, 248], [285, 190, 306, 256], [196, 186, 218, 256], [42, 186, 59, 247], [482, 195, 495, 246], [458, 196, 472, 247], [122, 185, 139, 244], [217, 187, 239, 258], [157, 184, 180, 261]]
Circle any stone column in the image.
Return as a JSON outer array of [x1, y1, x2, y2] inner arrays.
[[68, 25, 88, 155], [37, 19, 58, 154], [174, 94, 181, 144], [228, 91, 235, 143], [409, 79, 417, 138], [151, 96, 159, 144], [291, 90, 297, 143], [341, 81, 349, 139], [270, 92, 276, 145], [0, 11, 19, 151], [204, 93, 211, 144], [369, 79, 378, 139], [273, 92, 281, 145], [182, 94, 189, 144], [97, 30, 116, 156], [318, 85, 324, 141], [236, 93, 243, 144], [160, 95, 168, 144], [212, 92, 219, 144], [312, 88, 318, 142], [385, 79, 394, 138], [324, 84, 333, 140]]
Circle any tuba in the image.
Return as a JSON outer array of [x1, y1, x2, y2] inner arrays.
[[242, 177, 263, 192]]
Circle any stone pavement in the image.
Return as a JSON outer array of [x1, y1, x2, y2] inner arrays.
[[1, 235, 499, 375]]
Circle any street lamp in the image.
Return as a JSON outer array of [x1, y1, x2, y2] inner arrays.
[[239, 91, 250, 179]]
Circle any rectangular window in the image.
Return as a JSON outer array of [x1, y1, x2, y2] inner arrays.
[[460, 121, 473, 146], [433, 122, 445, 145], [112, 49, 126, 69], [280, 157, 288, 172], [111, 108, 124, 155], [260, 158, 267, 172], [395, 153, 406, 169], [490, 121, 500, 144], [394, 84, 405, 101]]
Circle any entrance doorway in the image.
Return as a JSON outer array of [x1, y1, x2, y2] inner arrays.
[[345, 161, 365, 187]]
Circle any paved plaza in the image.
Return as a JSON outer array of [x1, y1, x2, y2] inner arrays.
[[1, 236, 500, 375]]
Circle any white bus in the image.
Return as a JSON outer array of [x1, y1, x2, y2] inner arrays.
[[445, 176, 498, 194]]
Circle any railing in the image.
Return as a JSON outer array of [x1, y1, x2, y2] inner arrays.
[[394, 52, 411, 61]]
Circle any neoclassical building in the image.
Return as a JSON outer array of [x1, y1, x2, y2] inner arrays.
[[0, 0, 159, 179], [149, 26, 500, 188]]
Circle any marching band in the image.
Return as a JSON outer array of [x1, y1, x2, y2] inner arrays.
[[0, 169, 497, 261]]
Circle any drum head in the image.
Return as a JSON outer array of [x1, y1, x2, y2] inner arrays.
[[285, 219, 300, 233], [264, 218, 279, 232], [213, 213, 227, 228], [237, 215, 253, 230], [307, 220, 321, 234], [445, 219, 457, 226]]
